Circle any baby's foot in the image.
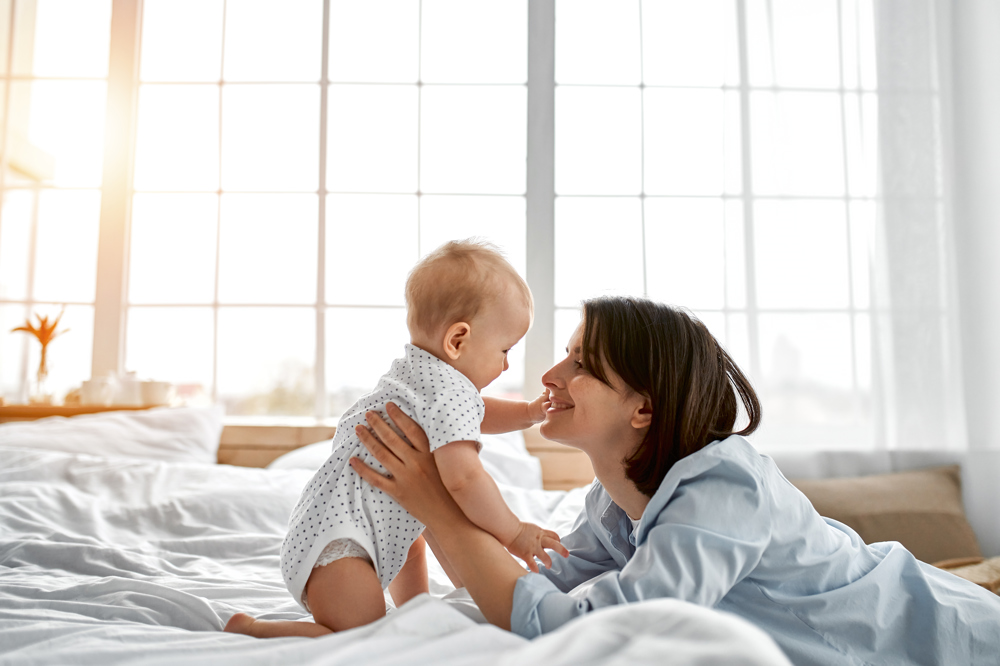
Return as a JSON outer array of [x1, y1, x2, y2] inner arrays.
[[224, 612, 257, 635]]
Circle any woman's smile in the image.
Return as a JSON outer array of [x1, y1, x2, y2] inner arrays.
[[547, 396, 574, 412]]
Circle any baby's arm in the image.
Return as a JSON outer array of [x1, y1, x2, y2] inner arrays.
[[481, 392, 549, 435], [434, 441, 567, 571]]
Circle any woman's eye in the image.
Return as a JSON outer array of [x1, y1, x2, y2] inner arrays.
[[573, 359, 584, 369]]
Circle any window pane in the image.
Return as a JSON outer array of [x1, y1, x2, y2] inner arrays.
[[327, 85, 418, 193], [754, 200, 850, 309], [328, 0, 418, 83], [326, 307, 408, 418], [10, 80, 107, 187], [844, 92, 878, 197], [218, 194, 317, 304], [641, 0, 737, 87], [419, 195, 526, 277], [23, 304, 93, 400], [421, 0, 527, 84], [134, 85, 219, 191], [554, 307, 582, 361], [0, 190, 34, 300], [555, 0, 640, 85], [747, 0, 840, 88], [0, 0, 11, 74], [130, 194, 218, 304], [555, 197, 643, 306], [33, 190, 100, 303], [751, 92, 844, 196], [223, 0, 322, 82], [757, 313, 856, 419], [724, 200, 747, 308], [644, 89, 738, 196], [421, 86, 526, 194], [326, 194, 417, 306], [13, 0, 111, 78], [841, 0, 877, 90], [221, 84, 319, 192], [0, 304, 28, 400], [140, 0, 224, 82], [644, 198, 725, 310], [126, 307, 214, 390], [217, 307, 315, 416], [849, 201, 874, 309], [556, 87, 641, 195]]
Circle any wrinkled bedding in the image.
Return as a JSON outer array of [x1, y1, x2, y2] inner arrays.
[[0, 445, 788, 665]]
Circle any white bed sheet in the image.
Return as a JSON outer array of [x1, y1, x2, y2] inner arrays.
[[0, 445, 788, 665]]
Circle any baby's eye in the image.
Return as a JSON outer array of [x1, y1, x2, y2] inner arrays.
[[502, 348, 510, 355]]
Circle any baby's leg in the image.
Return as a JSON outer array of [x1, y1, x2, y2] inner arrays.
[[224, 557, 385, 637], [388, 535, 429, 607], [423, 529, 464, 589]]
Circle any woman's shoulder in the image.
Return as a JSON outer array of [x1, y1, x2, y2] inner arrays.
[[646, 436, 769, 506]]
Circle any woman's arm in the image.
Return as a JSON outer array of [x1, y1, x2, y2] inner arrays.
[[350, 403, 531, 629], [480, 393, 549, 434]]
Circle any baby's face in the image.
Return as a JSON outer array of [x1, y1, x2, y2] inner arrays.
[[456, 292, 532, 391]]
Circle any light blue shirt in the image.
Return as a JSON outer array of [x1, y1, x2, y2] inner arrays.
[[512, 435, 1000, 665]]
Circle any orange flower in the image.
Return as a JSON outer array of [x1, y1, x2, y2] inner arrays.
[[11, 310, 69, 346]]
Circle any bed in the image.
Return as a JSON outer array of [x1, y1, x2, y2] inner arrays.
[[0, 407, 789, 665]]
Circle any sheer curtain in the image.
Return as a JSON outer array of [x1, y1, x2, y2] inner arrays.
[[870, 0, 966, 449]]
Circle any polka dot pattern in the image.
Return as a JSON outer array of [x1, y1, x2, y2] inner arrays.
[[279, 344, 485, 609]]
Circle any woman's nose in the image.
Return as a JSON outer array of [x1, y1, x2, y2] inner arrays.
[[542, 360, 565, 389]]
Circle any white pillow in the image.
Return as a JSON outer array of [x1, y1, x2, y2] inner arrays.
[[267, 438, 333, 470], [0, 406, 224, 464], [266, 431, 543, 490]]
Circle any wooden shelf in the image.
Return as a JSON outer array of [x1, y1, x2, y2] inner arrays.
[[0, 404, 156, 422]]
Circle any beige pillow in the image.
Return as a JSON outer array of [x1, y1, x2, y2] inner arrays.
[[791, 465, 982, 564]]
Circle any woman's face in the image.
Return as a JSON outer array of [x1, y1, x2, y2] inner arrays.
[[540, 323, 648, 458]]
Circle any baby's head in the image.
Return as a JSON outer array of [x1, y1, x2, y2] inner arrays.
[[405, 239, 533, 391]]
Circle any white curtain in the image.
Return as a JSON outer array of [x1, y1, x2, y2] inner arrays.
[[870, 0, 967, 449]]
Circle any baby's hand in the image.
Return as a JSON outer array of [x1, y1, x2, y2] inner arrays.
[[505, 521, 569, 572], [527, 389, 550, 425]]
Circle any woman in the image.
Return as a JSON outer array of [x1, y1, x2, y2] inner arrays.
[[352, 296, 1000, 665]]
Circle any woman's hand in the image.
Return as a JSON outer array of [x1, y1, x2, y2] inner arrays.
[[350, 402, 463, 528]]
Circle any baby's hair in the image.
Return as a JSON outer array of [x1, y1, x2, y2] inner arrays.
[[405, 239, 532, 339]]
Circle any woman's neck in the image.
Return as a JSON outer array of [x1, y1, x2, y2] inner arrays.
[[590, 455, 650, 521]]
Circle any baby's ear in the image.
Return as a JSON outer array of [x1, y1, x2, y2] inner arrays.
[[442, 322, 471, 360]]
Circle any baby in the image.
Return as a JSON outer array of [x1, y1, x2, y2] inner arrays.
[[226, 240, 564, 637]]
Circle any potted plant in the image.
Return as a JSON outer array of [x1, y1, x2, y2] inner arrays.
[[11, 309, 69, 404]]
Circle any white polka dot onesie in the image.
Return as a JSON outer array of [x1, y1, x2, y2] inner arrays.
[[280, 344, 484, 609]]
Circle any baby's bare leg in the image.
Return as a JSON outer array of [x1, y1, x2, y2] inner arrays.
[[423, 529, 464, 589], [224, 557, 385, 638], [388, 535, 429, 607]]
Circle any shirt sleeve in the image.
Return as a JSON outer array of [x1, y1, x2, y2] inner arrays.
[[418, 389, 484, 452], [511, 459, 772, 638]]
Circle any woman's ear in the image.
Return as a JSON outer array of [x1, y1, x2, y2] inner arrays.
[[630, 397, 653, 430], [442, 322, 471, 360]]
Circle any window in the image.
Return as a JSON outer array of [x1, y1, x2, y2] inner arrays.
[[0, 0, 951, 450]]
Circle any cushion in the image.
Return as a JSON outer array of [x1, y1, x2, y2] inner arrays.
[[791, 465, 982, 563], [0, 406, 224, 464]]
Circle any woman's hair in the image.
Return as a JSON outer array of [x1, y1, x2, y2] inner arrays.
[[581, 296, 761, 496]]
